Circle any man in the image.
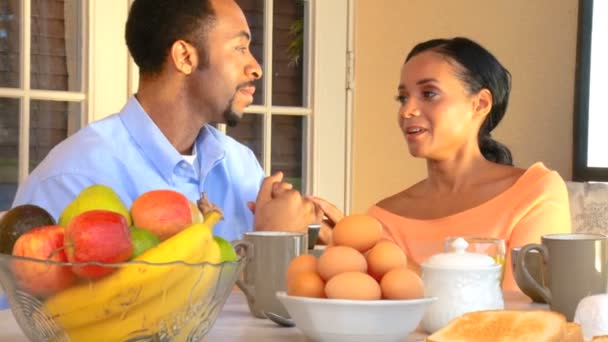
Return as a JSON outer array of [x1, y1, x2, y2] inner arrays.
[[12, 0, 318, 240]]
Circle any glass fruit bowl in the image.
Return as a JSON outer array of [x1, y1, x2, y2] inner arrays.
[[0, 253, 246, 342]]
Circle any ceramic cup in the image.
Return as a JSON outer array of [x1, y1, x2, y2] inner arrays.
[[511, 246, 547, 303], [307, 224, 321, 250], [515, 233, 608, 321], [234, 231, 308, 318]]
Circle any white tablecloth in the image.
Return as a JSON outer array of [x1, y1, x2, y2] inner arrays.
[[0, 290, 545, 341]]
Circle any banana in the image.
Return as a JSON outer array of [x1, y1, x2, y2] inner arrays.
[[42, 194, 223, 330], [66, 239, 223, 342]]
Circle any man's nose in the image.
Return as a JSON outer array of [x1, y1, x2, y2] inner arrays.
[[247, 57, 263, 80]]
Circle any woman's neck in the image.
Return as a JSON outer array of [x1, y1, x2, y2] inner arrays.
[[424, 153, 491, 194]]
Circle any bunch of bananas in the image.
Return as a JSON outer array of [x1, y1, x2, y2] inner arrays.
[[42, 202, 225, 342]]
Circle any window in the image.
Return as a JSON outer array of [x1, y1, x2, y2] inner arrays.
[[230, 0, 310, 191], [0, 0, 130, 210], [222, 0, 351, 211], [0, 0, 85, 209], [573, 0, 608, 180]]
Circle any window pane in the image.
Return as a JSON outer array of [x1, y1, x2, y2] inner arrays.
[[272, 0, 305, 107], [237, 0, 264, 105], [0, 0, 20, 88], [271, 115, 304, 192], [0, 98, 19, 210], [29, 100, 81, 170], [586, 0, 608, 167], [226, 113, 263, 166], [31, 0, 83, 91]]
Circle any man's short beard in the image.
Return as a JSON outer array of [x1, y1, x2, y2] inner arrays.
[[223, 110, 240, 127], [222, 98, 240, 127]]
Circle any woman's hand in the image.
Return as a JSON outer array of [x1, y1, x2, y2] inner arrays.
[[307, 196, 344, 245]]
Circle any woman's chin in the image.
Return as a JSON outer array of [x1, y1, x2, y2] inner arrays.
[[406, 146, 426, 158]]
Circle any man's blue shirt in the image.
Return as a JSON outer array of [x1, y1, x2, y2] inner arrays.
[[12, 97, 264, 241]]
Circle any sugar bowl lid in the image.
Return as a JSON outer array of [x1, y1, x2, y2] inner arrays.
[[423, 237, 496, 268]]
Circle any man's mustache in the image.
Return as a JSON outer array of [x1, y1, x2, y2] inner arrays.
[[236, 81, 256, 90]]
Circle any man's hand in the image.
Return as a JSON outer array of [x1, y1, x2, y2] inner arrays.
[[253, 172, 322, 232]]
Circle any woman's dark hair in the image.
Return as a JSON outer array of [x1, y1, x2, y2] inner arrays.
[[125, 0, 216, 75], [405, 37, 513, 166]]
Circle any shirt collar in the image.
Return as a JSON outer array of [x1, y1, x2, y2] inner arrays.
[[196, 125, 226, 180]]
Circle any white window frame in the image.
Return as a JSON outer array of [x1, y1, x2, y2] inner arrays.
[[87, 0, 130, 123]]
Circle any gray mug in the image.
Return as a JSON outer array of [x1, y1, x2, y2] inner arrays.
[[234, 231, 308, 318], [515, 233, 608, 321], [511, 247, 548, 303]]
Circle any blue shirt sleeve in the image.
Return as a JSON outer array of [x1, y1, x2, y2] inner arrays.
[[12, 174, 98, 221]]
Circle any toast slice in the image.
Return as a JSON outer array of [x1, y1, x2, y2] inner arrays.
[[564, 322, 584, 342], [425, 310, 567, 342]]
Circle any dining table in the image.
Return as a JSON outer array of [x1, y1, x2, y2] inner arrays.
[[0, 289, 546, 341]]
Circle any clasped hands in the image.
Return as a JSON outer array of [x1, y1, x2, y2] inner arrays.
[[249, 172, 344, 245]]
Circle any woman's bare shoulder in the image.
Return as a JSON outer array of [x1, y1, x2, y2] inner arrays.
[[484, 163, 526, 186], [376, 181, 425, 213], [375, 164, 527, 219]]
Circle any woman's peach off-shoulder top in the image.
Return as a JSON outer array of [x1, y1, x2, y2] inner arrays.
[[368, 162, 571, 291]]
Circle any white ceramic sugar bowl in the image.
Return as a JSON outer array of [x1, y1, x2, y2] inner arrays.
[[421, 237, 504, 334]]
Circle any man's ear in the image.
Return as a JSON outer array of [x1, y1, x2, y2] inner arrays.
[[473, 88, 493, 119], [169, 40, 199, 75]]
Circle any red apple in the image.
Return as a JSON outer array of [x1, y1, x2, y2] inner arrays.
[[130, 189, 196, 240], [65, 210, 133, 279], [12, 225, 75, 297]]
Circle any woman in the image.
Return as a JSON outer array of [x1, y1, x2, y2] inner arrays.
[[314, 37, 571, 291]]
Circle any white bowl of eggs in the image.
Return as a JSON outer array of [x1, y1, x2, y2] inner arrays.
[[277, 292, 436, 342], [279, 214, 436, 342]]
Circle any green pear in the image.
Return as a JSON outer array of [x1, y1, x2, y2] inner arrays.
[[59, 184, 132, 227]]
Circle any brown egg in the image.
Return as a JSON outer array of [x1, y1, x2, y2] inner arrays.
[[366, 241, 407, 281], [286, 254, 318, 285], [287, 271, 325, 298], [332, 214, 383, 253], [380, 268, 424, 300], [325, 272, 381, 300], [317, 246, 367, 281]]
